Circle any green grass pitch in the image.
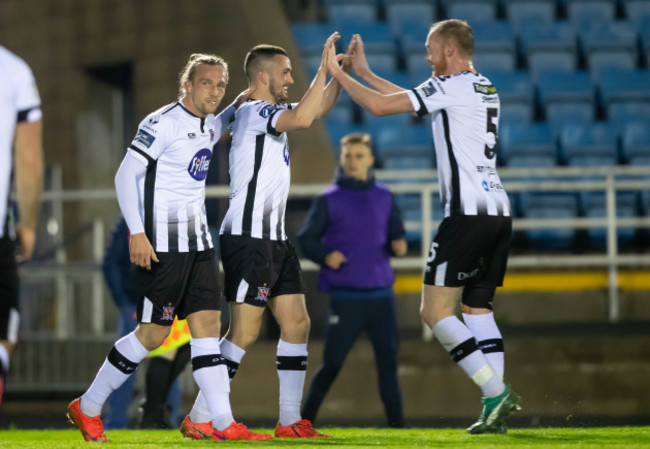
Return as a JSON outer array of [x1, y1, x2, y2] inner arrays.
[[0, 427, 648, 448]]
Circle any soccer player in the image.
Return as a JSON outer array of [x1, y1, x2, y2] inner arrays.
[[0, 45, 43, 408], [67, 53, 272, 442], [298, 132, 407, 428], [326, 20, 521, 433], [182, 33, 343, 439]]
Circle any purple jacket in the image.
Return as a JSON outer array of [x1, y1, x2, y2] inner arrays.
[[298, 170, 405, 293]]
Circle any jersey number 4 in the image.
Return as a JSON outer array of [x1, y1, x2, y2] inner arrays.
[[484, 107, 498, 160]]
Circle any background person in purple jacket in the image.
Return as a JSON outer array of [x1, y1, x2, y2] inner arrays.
[[298, 132, 407, 428]]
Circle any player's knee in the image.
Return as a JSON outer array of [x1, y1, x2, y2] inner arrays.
[[135, 325, 171, 351], [461, 286, 495, 311]]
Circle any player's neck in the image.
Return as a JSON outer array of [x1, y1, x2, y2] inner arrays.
[[436, 60, 475, 77], [250, 86, 276, 104], [181, 97, 207, 118]]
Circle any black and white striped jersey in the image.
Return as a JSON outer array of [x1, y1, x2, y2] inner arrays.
[[407, 71, 511, 218], [220, 100, 294, 241], [0, 46, 42, 239], [127, 102, 223, 252]]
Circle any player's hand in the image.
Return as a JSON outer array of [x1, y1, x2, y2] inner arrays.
[[325, 250, 347, 270], [321, 32, 341, 74], [15, 224, 36, 262], [233, 85, 256, 109], [391, 239, 408, 257], [338, 35, 356, 74], [129, 232, 159, 270], [350, 34, 371, 77]]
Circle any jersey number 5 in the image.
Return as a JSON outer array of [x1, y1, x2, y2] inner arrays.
[[484, 107, 498, 160]]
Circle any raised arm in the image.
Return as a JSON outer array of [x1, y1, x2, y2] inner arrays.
[[327, 42, 414, 117], [14, 118, 43, 261], [315, 38, 355, 119], [275, 32, 339, 132], [349, 34, 409, 95]]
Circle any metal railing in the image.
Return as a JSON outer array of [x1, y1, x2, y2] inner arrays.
[[18, 165, 650, 341]]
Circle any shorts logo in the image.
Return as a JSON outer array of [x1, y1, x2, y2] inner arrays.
[[188, 148, 212, 181], [133, 129, 155, 148], [255, 286, 270, 302], [458, 268, 480, 281], [162, 305, 175, 321]]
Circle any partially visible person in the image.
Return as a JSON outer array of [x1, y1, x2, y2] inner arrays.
[[101, 216, 138, 429], [66, 53, 271, 442], [298, 132, 407, 428], [0, 45, 44, 407], [325, 21, 521, 434], [183, 33, 343, 439]]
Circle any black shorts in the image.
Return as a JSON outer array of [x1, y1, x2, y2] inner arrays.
[[424, 215, 512, 288], [133, 248, 223, 326], [0, 236, 19, 342], [220, 235, 306, 307]]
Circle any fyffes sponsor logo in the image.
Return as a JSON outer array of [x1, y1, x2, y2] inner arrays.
[[188, 148, 212, 181]]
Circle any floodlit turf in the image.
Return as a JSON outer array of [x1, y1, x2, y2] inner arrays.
[[0, 427, 648, 448]]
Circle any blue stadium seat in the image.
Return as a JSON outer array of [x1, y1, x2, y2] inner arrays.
[[598, 68, 650, 108], [505, 0, 556, 32], [580, 191, 638, 249], [489, 70, 535, 114], [325, 116, 364, 150], [326, 3, 377, 29], [398, 192, 443, 243], [519, 20, 578, 80], [328, 104, 355, 126], [363, 52, 399, 73], [500, 122, 557, 167], [566, 0, 617, 33], [538, 70, 595, 121], [447, 1, 497, 24], [471, 21, 517, 53], [527, 50, 577, 81], [624, 0, 650, 27], [376, 124, 433, 160], [386, 2, 436, 38], [642, 190, 650, 216], [338, 23, 395, 54], [520, 192, 579, 250], [500, 100, 534, 124], [407, 56, 434, 87], [622, 121, 650, 164], [473, 50, 517, 73], [383, 154, 434, 170], [560, 121, 619, 166], [582, 22, 638, 79], [362, 112, 413, 136], [291, 23, 339, 55], [607, 102, 650, 132]]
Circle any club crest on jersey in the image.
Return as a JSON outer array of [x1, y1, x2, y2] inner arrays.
[[255, 286, 270, 302], [133, 129, 155, 148], [188, 132, 196, 139], [188, 148, 212, 181], [162, 305, 175, 321], [259, 104, 276, 118], [418, 80, 437, 97], [209, 128, 215, 141]]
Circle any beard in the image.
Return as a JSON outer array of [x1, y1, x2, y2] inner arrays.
[[269, 80, 288, 103], [432, 58, 446, 77]]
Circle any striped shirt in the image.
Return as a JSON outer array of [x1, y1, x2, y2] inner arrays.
[[127, 102, 225, 252], [220, 100, 294, 240], [0, 46, 42, 239], [407, 71, 511, 218]]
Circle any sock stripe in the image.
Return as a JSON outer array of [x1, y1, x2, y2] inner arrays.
[[191, 354, 226, 372], [224, 358, 240, 379], [477, 338, 504, 354], [107, 346, 138, 375], [449, 337, 480, 363], [276, 355, 307, 371]]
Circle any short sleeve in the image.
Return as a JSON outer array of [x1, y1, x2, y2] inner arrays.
[[406, 77, 452, 117], [128, 113, 173, 165], [13, 58, 41, 122], [238, 101, 292, 137]]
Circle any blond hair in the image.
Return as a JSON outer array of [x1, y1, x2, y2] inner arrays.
[[430, 19, 474, 56], [178, 53, 228, 99]]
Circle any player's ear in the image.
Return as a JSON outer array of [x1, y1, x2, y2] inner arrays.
[[257, 70, 267, 86], [184, 79, 192, 95]]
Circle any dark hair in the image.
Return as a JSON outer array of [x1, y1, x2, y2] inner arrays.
[[430, 19, 474, 56], [178, 53, 228, 99], [244, 44, 289, 81]]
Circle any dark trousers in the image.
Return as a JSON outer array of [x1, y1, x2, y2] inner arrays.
[[302, 296, 404, 427]]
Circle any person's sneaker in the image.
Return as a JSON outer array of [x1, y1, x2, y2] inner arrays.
[[66, 397, 110, 442], [212, 422, 273, 440], [180, 415, 212, 440], [467, 385, 522, 435], [275, 419, 331, 438]]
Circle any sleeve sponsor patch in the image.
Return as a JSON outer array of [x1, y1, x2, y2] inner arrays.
[[132, 129, 156, 148], [259, 104, 276, 118], [473, 83, 497, 95], [416, 80, 437, 97]]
